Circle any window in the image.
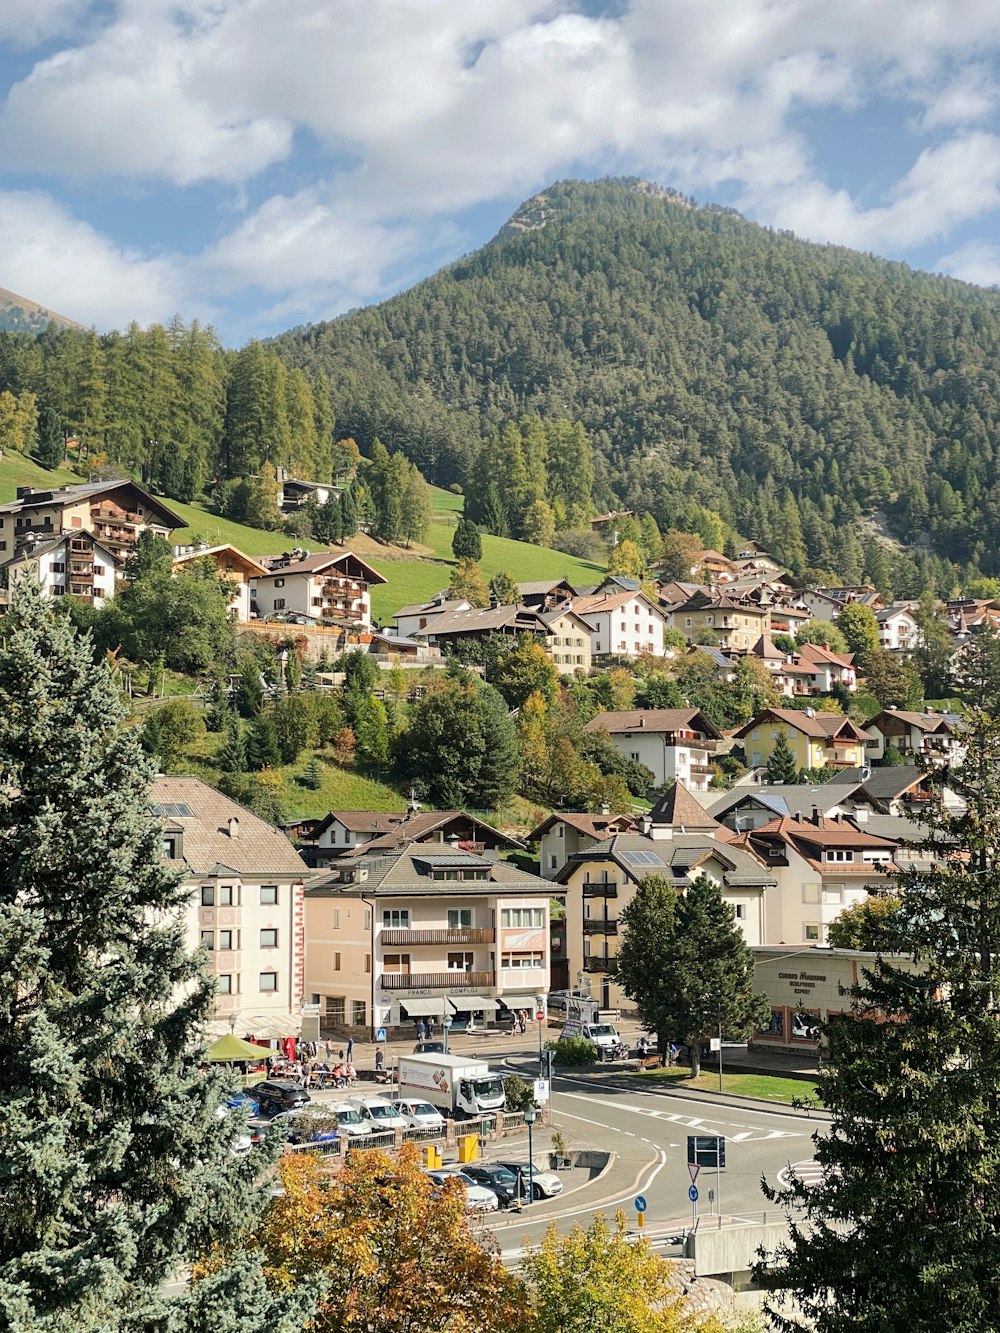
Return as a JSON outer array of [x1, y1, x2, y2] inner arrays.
[[804, 923, 821, 942], [684, 617, 692, 627], [447, 951, 474, 971], [364, 954, 371, 973], [447, 908, 473, 928], [706, 614, 714, 626], [310, 993, 320, 1005], [331, 951, 341, 970], [501, 907, 545, 928], [383, 909, 410, 927], [200, 930, 214, 949], [502, 952, 545, 968], [629, 751, 640, 762], [325, 996, 346, 1020], [548, 854, 557, 869], [825, 849, 855, 863], [217, 974, 233, 994], [200, 885, 215, 907], [260, 885, 278, 905], [162, 836, 177, 858], [274, 578, 285, 588], [383, 954, 410, 973], [219, 885, 236, 906], [312, 596, 322, 607], [352, 1000, 367, 1026], [332, 907, 341, 928], [52, 562, 65, 573], [733, 903, 747, 920], [71, 516, 82, 528], [274, 598, 285, 610], [218, 930, 234, 951], [259, 971, 278, 992], [260, 928, 278, 948]]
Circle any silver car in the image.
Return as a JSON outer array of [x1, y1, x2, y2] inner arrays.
[[496, 1161, 564, 1200], [427, 1168, 500, 1213]]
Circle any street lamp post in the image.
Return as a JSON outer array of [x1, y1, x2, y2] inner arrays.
[[717, 992, 724, 1095], [442, 1015, 452, 1054], [536, 993, 545, 1076], [523, 1104, 538, 1206]]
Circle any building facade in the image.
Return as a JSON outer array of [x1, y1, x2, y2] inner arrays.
[[0, 479, 183, 559], [172, 543, 270, 622], [251, 549, 386, 628], [2, 530, 118, 606], [582, 706, 723, 791]]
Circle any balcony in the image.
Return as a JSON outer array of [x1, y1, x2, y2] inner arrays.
[[381, 927, 495, 946], [583, 919, 618, 935], [380, 970, 494, 990], [690, 763, 715, 776], [583, 957, 614, 974], [583, 881, 618, 897]]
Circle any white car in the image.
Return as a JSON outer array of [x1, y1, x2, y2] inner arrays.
[[496, 1161, 564, 1200], [348, 1096, 409, 1131], [427, 1168, 500, 1213], [216, 1104, 252, 1156], [322, 1101, 372, 1138], [391, 1098, 447, 1130]]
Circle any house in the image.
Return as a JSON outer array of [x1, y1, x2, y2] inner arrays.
[[800, 585, 885, 619], [734, 707, 868, 772], [394, 595, 472, 639], [667, 589, 771, 651], [695, 549, 737, 582], [767, 603, 813, 637], [529, 810, 638, 880], [516, 578, 577, 611], [826, 764, 962, 815], [409, 603, 552, 649], [172, 543, 270, 622], [743, 814, 897, 945], [150, 775, 309, 1039], [539, 605, 596, 674], [0, 479, 183, 558], [571, 587, 669, 659], [708, 782, 881, 833], [685, 644, 737, 682], [277, 474, 341, 513], [861, 709, 967, 765], [557, 783, 778, 1009], [292, 808, 523, 870], [0, 530, 119, 606], [946, 599, 1000, 639], [303, 845, 551, 1037], [251, 550, 386, 628], [876, 603, 919, 652], [793, 641, 858, 692], [581, 706, 723, 792], [365, 631, 443, 667]]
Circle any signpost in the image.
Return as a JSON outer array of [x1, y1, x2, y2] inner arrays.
[[375, 1027, 387, 1043], [688, 1135, 726, 1217], [634, 1194, 647, 1230]]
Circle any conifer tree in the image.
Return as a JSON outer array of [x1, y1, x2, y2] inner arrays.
[[765, 728, 799, 784], [246, 714, 281, 770], [35, 403, 64, 468], [760, 640, 1000, 1330], [218, 716, 248, 772], [452, 517, 483, 562], [340, 486, 358, 538], [0, 582, 311, 1331]]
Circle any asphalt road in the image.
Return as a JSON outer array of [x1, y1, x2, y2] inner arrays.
[[483, 1071, 828, 1258]]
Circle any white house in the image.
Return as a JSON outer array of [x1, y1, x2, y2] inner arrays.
[[862, 709, 968, 765], [172, 543, 270, 623], [1, 530, 119, 606], [582, 706, 723, 791], [875, 604, 919, 652], [251, 550, 386, 628], [151, 775, 308, 1039], [529, 811, 637, 880], [571, 587, 668, 659], [394, 595, 472, 639]]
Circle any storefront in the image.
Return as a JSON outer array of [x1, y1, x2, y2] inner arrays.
[[750, 945, 924, 1052]]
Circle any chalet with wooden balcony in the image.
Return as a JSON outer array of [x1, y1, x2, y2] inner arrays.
[[581, 706, 723, 791], [250, 549, 386, 628], [862, 708, 968, 766], [665, 588, 771, 651], [291, 808, 524, 870], [0, 479, 183, 559], [0, 530, 120, 606], [172, 543, 270, 622], [303, 845, 551, 1036], [734, 707, 868, 773]]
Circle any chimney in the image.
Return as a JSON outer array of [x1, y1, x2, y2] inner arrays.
[[599, 801, 610, 816], [794, 812, 803, 823], [638, 716, 645, 728], [227, 817, 240, 838], [812, 806, 820, 825]]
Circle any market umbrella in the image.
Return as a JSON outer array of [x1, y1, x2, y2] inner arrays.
[[204, 1033, 270, 1063]]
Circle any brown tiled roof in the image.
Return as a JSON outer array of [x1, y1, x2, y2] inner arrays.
[[751, 815, 897, 849], [527, 812, 637, 841], [796, 641, 856, 669], [573, 590, 659, 615], [150, 775, 308, 877], [256, 549, 386, 584], [648, 781, 721, 830], [583, 707, 722, 739], [734, 708, 865, 741]]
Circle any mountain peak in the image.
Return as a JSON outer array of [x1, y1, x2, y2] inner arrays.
[[493, 176, 693, 243]]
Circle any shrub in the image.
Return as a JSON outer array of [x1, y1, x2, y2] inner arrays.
[[545, 1036, 597, 1066]]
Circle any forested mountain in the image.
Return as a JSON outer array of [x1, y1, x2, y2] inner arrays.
[[0, 285, 79, 334], [271, 177, 1000, 584]]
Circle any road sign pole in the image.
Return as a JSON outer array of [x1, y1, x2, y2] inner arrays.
[[717, 1148, 722, 1219], [637, 1210, 644, 1230]]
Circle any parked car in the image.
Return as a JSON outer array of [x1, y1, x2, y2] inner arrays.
[[322, 1101, 372, 1138], [545, 990, 590, 1015], [426, 1168, 500, 1213], [390, 1098, 447, 1130], [495, 1161, 564, 1200], [216, 1104, 253, 1155], [348, 1096, 409, 1130], [462, 1163, 521, 1207], [251, 1107, 340, 1147], [412, 1040, 446, 1054], [225, 1090, 260, 1117], [247, 1080, 310, 1119]]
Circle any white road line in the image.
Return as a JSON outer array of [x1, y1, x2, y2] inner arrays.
[[557, 1093, 802, 1143]]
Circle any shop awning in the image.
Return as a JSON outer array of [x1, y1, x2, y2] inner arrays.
[[449, 995, 500, 1014], [398, 998, 448, 1018]]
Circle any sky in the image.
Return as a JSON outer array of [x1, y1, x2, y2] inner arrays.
[[3, 0, 1000, 346]]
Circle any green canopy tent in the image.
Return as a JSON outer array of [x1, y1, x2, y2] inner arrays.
[[203, 1033, 270, 1063]]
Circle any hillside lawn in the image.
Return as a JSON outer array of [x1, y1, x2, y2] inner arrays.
[[0, 456, 606, 624]]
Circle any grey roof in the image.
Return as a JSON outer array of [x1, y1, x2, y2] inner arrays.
[[307, 845, 548, 897], [414, 605, 548, 636], [559, 830, 775, 888], [150, 776, 309, 878], [828, 766, 927, 800], [708, 783, 868, 821]]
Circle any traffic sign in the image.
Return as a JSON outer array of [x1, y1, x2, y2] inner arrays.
[[688, 1135, 726, 1169], [634, 1194, 647, 1213], [687, 1163, 700, 1184], [300, 1003, 321, 1014], [375, 1027, 387, 1042], [535, 1009, 545, 1021], [688, 1185, 699, 1203]]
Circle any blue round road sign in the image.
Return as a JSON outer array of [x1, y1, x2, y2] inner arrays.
[[688, 1185, 699, 1203], [634, 1194, 647, 1213]]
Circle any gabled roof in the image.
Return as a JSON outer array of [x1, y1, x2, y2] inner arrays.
[[539, 606, 597, 631], [150, 775, 308, 877], [863, 710, 959, 735], [687, 645, 732, 671], [733, 708, 866, 742], [256, 549, 387, 584], [0, 478, 184, 529], [827, 765, 932, 803], [750, 814, 897, 848], [671, 588, 770, 614], [572, 589, 665, 617], [307, 845, 547, 897], [555, 830, 776, 889], [307, 808, 524, 854], [517, 579, 575, 597], [708, 782, 874, 822], [648, 781, 721, 830], [413, 604, 549, 637], [527, 811, 637, 842], [796, 641, 856, 669], [0, 529, 121, 570], [582, 707, 722, 740], [172, 544, 270, 578], [875, 604, 918, 623], [395, 597, 470, 619], [750, 634, 787, 661]]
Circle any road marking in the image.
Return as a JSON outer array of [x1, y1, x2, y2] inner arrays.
[[557, 1093, 803, 1144], [777, 1159, 826, 1189]]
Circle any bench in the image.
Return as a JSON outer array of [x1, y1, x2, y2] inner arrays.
[[640, 1055, 662, 1071]]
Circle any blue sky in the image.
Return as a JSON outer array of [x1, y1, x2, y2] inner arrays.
[[2, 1, 1000, 345]]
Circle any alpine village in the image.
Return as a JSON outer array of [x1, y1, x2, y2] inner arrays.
[[8, 177, 1000, 1332]]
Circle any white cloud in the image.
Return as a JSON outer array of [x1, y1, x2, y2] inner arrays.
[[0, 191, 187, 327], [935, 239, 1000, 288], [0, 0, 90, 46], [917, 63, 999, 131]]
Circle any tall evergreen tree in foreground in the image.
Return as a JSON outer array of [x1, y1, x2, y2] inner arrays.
[[0, 583, 311, 1332], [759, 630, 1000, 1331]]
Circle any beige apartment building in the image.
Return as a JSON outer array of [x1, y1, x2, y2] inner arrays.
[[151, 776, 309, 1039], [304, 845, 551, 1036]]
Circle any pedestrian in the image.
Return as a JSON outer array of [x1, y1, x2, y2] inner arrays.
[[346, 1037, 354, 1063], [375, 1046, 385, 1075], [426, 1017, 434, 1040], [324, 1039, 334, 1061], [417, 1019, 426, 1043]]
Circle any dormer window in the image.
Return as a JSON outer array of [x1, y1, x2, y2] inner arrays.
[[162, 830, 183, 858], [825, 849, 854, 863]]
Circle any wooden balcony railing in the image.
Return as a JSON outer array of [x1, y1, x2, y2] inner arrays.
[[381, 927, 495, 946], [380, 970, 494, 990], [583, 957, 614, 974], [583, 881, 618, 897]]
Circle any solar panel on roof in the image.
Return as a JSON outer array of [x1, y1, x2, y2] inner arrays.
[[149, 802, 195, 818], [620, 850, 666, 868]]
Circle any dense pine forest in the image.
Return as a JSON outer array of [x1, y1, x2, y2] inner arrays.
[[4, 177, 1000, 590]]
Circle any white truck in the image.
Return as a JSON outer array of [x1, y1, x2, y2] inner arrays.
[[397, 1053, 507, 1119], [559, 996, 622, 1054]]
